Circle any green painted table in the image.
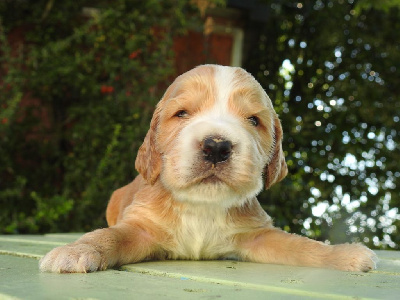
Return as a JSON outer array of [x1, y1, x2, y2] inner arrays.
[[0, 234, 399, 299]]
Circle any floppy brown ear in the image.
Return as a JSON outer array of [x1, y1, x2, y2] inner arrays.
[[264, 116, 288, 189], [135, 104, 163, 185]]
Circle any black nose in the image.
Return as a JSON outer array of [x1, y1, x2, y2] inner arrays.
[[202, 137, 232, 165]]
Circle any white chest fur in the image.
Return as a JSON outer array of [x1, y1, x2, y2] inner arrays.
[[170, 205, 237, 260]]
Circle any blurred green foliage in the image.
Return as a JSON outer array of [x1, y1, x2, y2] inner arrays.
[[0, 0, 203, 233], [247, 0, 400, 249]]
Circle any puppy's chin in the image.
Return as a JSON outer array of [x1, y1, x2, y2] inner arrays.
[[163, 176, 263, 209]]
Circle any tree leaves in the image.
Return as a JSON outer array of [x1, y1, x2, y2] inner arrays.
[[247, 0, 400, 249]]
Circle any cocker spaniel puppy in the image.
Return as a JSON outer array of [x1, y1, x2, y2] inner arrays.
[[39, 65, 377, 273]]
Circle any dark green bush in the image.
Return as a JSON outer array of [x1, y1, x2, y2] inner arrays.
[[0, 0, 206, 233]]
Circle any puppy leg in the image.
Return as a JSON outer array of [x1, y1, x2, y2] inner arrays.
[[39, 221, 160, 273], [236, 229, 377, 272]]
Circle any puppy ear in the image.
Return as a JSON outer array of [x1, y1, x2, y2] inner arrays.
[[135, 104, 162, 185], [264, 116, 288, 189]]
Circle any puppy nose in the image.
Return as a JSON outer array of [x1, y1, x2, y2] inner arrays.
[[202, 137, 232, 165]]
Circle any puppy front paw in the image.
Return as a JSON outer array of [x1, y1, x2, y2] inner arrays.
[[328, 243, 378, 272], [39, 243, 107, 273]]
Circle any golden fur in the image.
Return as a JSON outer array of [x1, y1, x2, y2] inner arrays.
[[39, 65, 377, 273]]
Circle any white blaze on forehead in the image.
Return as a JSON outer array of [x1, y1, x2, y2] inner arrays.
[[214, 65, 237, 111], [178, 65, 244, 139], [212, 65, 273, 111]]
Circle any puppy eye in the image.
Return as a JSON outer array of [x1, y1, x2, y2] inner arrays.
[[248, 116, 259, 127], [174, 110, 188, 118]]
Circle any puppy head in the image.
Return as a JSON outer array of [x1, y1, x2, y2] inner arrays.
[[135, 65, 287, 207]]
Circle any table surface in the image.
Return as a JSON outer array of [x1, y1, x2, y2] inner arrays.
[[0, 233, 399, 299]]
